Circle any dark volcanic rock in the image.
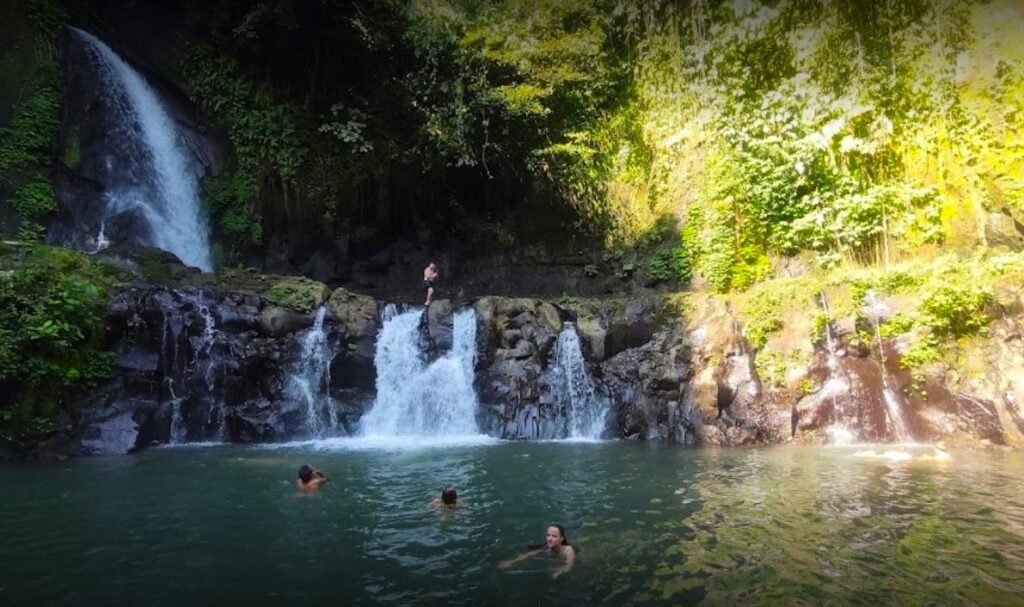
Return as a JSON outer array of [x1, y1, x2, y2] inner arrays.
[[41, 281, 385, 457]]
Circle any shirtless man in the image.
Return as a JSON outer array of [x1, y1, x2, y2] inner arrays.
[[423, 262, 438, 306], [296, 465, 329, 493]]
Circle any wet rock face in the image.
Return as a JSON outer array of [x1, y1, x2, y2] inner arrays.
[[601, 328, 693, 441], [474, 297, 563, 438], [28, 280, 1023, 459], [64, 282, 381, 454], [788, 318, 1021, 446], [794, 351, 895, 441]]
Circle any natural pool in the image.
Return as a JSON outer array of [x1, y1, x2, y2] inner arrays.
[[2, 441, 1023, 606]]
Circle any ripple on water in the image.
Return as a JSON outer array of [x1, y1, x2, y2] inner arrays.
[[1, 444, 1023, 605]]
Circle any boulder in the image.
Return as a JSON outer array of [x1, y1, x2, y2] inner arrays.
[[327, 287, 379, 339]]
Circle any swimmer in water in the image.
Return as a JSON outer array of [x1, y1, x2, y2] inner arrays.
[[296, 465, 329, 493], [499, 523, 576, 578], [428, 484, 463, 509]]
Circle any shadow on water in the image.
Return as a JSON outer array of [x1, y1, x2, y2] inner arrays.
[[1, 443, 1023, 605]]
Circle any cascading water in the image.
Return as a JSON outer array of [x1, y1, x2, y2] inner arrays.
[[182, 291, 225, 440], [70, 28, 212, 271], [360, 306, 481, 437], [819, 291, 837, 353], [547, 323, 609, 439], [865, 290, 912, 442], [287, 306, 338, 438], [160, 290, 225, 444]]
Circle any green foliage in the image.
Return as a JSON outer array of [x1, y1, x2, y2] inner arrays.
[[1, 0, 64, 240], [26, 0, 67, 39], [0, 244, 115, 437], [175, 0, 1021, 290], [742, 291, 785, 351], [221, 208, 263, 247], [201, 173, 262, 250], [179, 45, 306, 183], [645, 246, 692, 285], [63, 128, 80, 168], [0, 61, 60, 175], [264, 277, 328, 313], [10, 179, 56, 240]]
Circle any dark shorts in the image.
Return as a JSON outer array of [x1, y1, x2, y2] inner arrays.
[[424, 280, 434, 292]]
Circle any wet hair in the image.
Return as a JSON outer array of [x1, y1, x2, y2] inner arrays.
[[441, 484, 457, 505], [529, 523, 572, 550], [298, 465, 314, 483]]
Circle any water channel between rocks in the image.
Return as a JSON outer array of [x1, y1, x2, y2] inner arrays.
[[1, 443, 1022, 606]]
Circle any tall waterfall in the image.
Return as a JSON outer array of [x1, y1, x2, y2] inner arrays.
[[360, 306, 480, 437], [548, 323, 609, 439], [71, 28, 213, 271], [287, 307, 338, 438]]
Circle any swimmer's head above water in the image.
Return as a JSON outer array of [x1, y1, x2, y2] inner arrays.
[[441, 484, 458, 505], [545, 524, 569, 550]]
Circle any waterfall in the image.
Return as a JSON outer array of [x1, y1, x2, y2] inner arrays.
[[70, 28, 212, 271], [160, 290, 224, 444], [819, 291, 837, 353], [360, 306, 480, 437], [548, 323, 609, 439], [168, 398, 187, 444], [865, 290, 912, 442], [287, 306, 338, 438], [182, 291, 225, 440]]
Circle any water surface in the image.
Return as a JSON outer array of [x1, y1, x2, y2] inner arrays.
[[2, 443, 1023, 605]]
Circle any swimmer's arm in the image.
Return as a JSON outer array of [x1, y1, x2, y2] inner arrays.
[[499, 549, 541, 570], [311, 477, 329, 489], [552, 547, 575, 579]]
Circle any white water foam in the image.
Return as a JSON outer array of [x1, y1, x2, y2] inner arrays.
[[260, 434, 499, 452], [286, 307, 338, 439], [548, 323, 609, 439], [359, 306, 484, 440]]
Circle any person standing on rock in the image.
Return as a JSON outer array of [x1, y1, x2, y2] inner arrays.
[[424, 262, 439, 306]]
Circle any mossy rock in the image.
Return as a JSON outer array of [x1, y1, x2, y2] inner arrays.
[[327, 287, 378, 338], [136, 248, 198, 283], [264, 277, 330, 314]]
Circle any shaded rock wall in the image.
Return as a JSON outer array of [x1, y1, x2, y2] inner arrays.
[[13, 253, 1024, 459]]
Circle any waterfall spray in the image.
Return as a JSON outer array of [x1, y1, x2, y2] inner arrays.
[[71, 28, 212, 271], [547, 323, 609, 439], [287, 307, 337, 438], [361, 306, 481, 437]]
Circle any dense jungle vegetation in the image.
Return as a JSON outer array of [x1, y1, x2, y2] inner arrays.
[[2, 0, 1021, 282], [168, 0, 1023, 288], [1, 0, 1023, 430]]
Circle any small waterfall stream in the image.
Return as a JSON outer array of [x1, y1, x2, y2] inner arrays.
[[71, 28, 212, 271], [360, 306, 481, 437], [287, 307, 338, 439], [161, 290, 223, 444], [548, 323, 609, 439], [866, 290, 912, 442]]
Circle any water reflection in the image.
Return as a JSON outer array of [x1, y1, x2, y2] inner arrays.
[[0, 445, 1022, 605]]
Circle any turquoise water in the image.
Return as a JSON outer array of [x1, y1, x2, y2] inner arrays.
[[2, 442, 1023, 605]]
